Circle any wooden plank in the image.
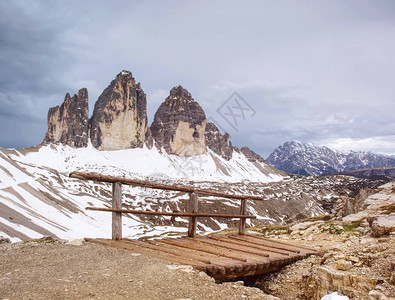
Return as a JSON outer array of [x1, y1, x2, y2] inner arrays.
[[245, 234, 317, 253], [70, 171, 264, 201], [86, 238, 207, 271], [239, 199, 247, 235], [112, 182, 122, 241], [160, 238, 247, 262], [234, 235, 301, 253], [150, 238, 262, 275], [228, 236, 295, 256], [86, 237, 317, 281], [150, 240, 246, 272], [122, 239, 212, 265], [188, 192, 198, 238], [209, 236, 290, 256], [86, 207, 256, 219], [206, 265, 221, 276], [133, 239, 246, 273], [195, 237, 270, 258], [219, 262, 277, 280], [202, 237, 288, 265], [121, 240, 228, 276]]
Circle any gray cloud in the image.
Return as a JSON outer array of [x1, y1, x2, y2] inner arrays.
[[1, 0, 395, 157]]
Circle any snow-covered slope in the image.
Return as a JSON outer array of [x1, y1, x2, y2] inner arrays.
[[0, 143, 284, 242], [267, 141, 395, 176], [11, 143, 284, 183], [1, 142, 382, 243]]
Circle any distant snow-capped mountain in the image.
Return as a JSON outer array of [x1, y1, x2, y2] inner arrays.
[[266, 141, 395, 176]]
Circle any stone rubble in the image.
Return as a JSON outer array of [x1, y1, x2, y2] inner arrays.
[[253, 182, 395, 299]]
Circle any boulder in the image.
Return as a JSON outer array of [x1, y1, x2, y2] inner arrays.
[[367, 215, 395, 237], [44, 88, 89, 148], [336, 260, 353, 271], [150, 86, 206, 157], [90, 70, 148, 150]]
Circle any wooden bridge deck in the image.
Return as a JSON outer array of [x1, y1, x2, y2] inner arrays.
[[86, 234, 317, 281]]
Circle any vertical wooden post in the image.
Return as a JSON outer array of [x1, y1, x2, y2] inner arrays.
[[239, 199, 247, 235], [112, 182, 122, 240], [188, 192, 198, 238]]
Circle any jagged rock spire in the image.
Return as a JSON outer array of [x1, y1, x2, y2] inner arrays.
[[44, 88, 89, 148], [90, 70, 148, 150], [150, 86, 207, 156], [205, 122, 233, 160]]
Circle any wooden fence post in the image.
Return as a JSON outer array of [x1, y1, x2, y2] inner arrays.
[[188, 192, 198, 238], [239, 199, 247, 235], [112, 182, 122, 240]]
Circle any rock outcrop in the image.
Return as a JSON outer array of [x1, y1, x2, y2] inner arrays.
[[44, 88, 89, 148], [205, 122, 233, 160], [150, 86, 206, 157], [342, 167, 395, 181], [145, 128, 153, 149], [368, 215, 395, 237], [239, 146, 267, 164], [90, 70, 148, 150], [255, 183, 395, 299]]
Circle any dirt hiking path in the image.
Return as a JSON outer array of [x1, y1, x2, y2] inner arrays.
[[0, 239, 277, 300]]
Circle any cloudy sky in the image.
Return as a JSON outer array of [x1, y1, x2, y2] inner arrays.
[[1, 0, 394, 157]]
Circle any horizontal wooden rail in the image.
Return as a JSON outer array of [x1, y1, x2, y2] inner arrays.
[[71, 171, 259, 239], [69, 171, 264, 201], [86, 207, 256, 219]]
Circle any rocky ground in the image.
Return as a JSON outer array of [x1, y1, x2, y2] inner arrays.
[[252, 182, 395, 299], [0, 238, 277, 300]]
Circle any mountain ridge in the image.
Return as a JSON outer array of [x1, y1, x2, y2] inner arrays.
[[42, 70, 273, 167], [266, 141, 395, 175], [267, 140, 395, 176]]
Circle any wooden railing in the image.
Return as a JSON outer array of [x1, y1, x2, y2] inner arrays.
[[70, 171, 262, 240]]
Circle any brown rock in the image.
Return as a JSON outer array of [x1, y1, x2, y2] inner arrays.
[[150, 86, 206, 157], [44, 88, 89, 148], [145, 128, 153, 149], [336, 260, 353, 271], [205, 122, 233, 160], [90, 70, 148, 150], [368, 290, 388, 300], [342, 189, 377, 217], [239, 147, 267, 163], [368, 215, 395, 237]]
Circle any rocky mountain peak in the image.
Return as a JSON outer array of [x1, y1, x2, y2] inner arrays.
[[64, 93, 71, 102], [205, 122, 233, 160], [117, 70, 133, 78], [43, 88, 89, 148], [168, 85, 193, 103], [90, 70, 148, 150], [150, 86, 206, 157], [77, 87, 88, 99]]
